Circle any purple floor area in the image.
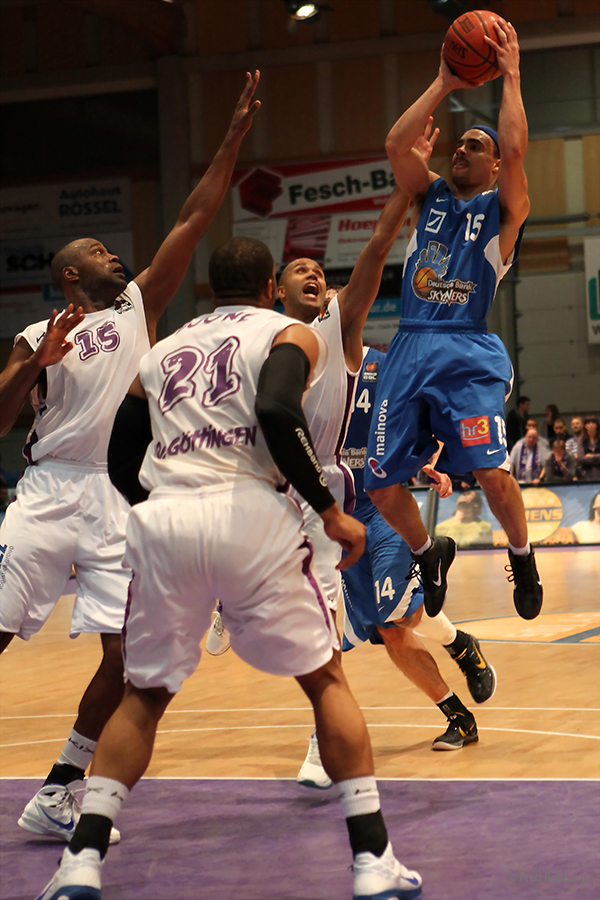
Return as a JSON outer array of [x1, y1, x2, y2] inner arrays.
[[1, 778, 598, 900]]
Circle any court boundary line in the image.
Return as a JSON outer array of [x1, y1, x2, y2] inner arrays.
[[1, 775, 598, 782]]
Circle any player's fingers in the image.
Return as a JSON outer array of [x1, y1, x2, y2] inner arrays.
[[336, 540, 363, 570]]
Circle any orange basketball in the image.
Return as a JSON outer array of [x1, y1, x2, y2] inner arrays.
[[413, 266, 437, 296], [443, 9, 503, 84]]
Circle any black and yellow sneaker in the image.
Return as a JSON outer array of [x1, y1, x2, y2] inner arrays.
[[506, 548, 543, 620], [412, 536, 456, 617], [447, 632, 497, 705], [432, 694, 478, 751], [432, 716, 479, 751]]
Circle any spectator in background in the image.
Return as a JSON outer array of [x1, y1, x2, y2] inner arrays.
[[542, 439, 577, 484], [435, 490, 492, 547], [506, 395, 530, 451], [577, 416, 600, 481], [523, 417, 550, 453], [572, 490, 600, 543], [544, 404, 560, 442], [510, 428, 549, 485], [566, 416, 584, 457], [552, 419, 570, 443]]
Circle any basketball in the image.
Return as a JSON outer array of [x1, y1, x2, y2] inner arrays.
[[443, 9, 503, 84], [413, 266, 438, 296]]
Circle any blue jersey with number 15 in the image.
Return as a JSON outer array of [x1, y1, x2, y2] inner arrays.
[[399, 177, 523, 329]]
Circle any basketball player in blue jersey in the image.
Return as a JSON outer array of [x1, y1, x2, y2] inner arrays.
[[343, 346, 496, 751], [0, 73, 262, 846], [364, 19, 543, 621]]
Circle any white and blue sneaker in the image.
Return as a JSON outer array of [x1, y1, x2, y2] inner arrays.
[[36, 846, 102, 900], [353, 842, 422, 899], [18, 784, 120, 844], [206, 609, 231, 656], [296, 734, 333, 790]]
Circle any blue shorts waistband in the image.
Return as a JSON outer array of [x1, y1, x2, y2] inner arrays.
[[397, 319, 488, 334]]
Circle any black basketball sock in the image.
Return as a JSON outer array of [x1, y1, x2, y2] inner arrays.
[[69, 813, 112, 859], [444, 629, 469, 657], [437, 692, 471, 721], [43, 763, 86, 788], [346, 810, 388, 858]]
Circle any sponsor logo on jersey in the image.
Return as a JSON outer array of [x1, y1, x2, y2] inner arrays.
[[317, 307, 331, 322], [341, 446, 367, 469], [0, 542, 14, 589], [367, 457, 387, 478], [460, 415, 491, 446], [155, 424, 257, 459], [362, 361, 379, 382], [114, 297, 133, 314], [424, 208, 447, 234], [374, 398, 388, 456], [412, 240, 477, 307]]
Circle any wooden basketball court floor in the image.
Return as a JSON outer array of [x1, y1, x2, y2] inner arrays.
[[1, 545, 599, 898]]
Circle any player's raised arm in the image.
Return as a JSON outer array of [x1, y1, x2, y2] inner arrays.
[[0, 305, 84, 436], [338, 120, 440, 371], [135, 71, 261, 339], [488, 21, 530, 262], [385, 53, 475, 200]]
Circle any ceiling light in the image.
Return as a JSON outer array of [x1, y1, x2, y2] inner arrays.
[[427, 0, 470, 19], [284, 1, 320, 20]]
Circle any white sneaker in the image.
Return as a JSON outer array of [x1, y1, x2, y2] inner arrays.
[[296, 734, 333, 789], [19, 784, 120, 844], [353, 842, 422, 899], [35, 846, 102, 900], [206, 610, 231, 656]]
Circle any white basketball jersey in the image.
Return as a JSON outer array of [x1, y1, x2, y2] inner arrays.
[[138, 305, 327, 492], [17, 281, 150, 466], [296, 295, 360, 511]]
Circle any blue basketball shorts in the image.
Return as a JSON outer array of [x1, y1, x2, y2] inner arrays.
[[364, 330, 513, 489], [342, 504, 424, 650]]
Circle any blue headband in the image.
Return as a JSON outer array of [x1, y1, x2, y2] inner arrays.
[[472, 125, 500, 155]]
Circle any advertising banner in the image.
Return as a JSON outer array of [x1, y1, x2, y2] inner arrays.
[[434, 483, 600, 549], [0, 180, 132, 339], [584, 236, 600, 344]]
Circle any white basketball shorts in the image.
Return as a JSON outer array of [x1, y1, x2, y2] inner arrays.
[[122, 481, 338, 694], [0, 459, 131, 640]]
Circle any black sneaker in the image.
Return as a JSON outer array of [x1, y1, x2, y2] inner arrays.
[[506, 548, 543, 620], [412, 536, 456, 617], [431, 714, 478, 751], [448, 634, 497, 704]]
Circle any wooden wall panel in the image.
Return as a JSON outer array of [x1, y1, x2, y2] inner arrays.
[[99, 16, 153, 66], [196, 0, 248, 56], [395, 0, 445, 35], [202, 70, 257, 163], [332, 57, 385, 154], [398, 50, 454, 155], [37, 2, 86, 72], [267, 64, 320, 160], [582, 134, 600, 224], [496, 0, 557, 23], [574, 0, 600, 14], [328, 0, 380, 42], [524, 139, 566, 219], [0, 7, 25, 78], [260, 0, 317, 50]]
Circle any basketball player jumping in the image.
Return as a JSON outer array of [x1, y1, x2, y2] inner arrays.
[[35, 236, 423, 900], [0, 72, 261, 843], [364, 19, 543, 620]]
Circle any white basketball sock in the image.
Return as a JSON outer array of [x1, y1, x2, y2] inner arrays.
[[415, 611, 457, 646], [338, 776, 380, 818], [81, 776, 129, 822], [413, 536, 433, 556], [58, 730, 96, 772], [508, 541, 531, 556]]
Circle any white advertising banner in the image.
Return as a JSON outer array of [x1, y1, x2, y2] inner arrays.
[[584, 236, 600, 344]]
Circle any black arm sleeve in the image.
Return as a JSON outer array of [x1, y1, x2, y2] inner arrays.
[[255, 342, 335, 514], [107, 394, 152, 506]]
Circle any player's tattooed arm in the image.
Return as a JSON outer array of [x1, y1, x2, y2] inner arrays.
[[0, 304, 84, 436], [135, 71, 261, 343]]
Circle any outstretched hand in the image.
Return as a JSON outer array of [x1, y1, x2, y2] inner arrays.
[[34, 304, 85, 368], [422, 463, 452, 499], [227, 70, 261, 140], [413, 116, 440, 164]]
